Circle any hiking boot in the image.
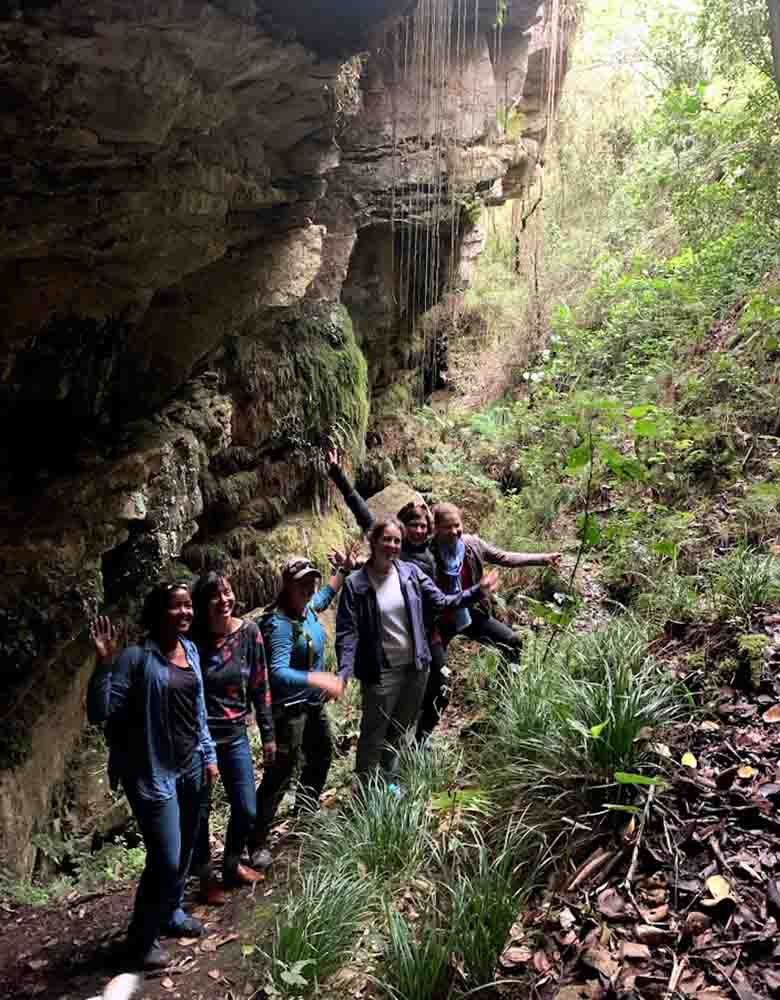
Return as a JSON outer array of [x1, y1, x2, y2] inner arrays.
[[249, 847, 273, 870], [225, 863, 265, 886], [164, 912, 205, 938], [142, 940, 171, 970], [127, 937, 171, 970]]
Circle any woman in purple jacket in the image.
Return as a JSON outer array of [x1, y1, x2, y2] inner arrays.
[[336, 518, 498, 783]]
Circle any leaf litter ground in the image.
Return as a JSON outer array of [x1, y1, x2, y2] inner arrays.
[[495, 612, 780, 1000]]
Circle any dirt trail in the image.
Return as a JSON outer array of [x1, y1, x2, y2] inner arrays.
[[0, 857, 292, 1000]]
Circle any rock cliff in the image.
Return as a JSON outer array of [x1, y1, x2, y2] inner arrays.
[[0, 0, 573, 874]]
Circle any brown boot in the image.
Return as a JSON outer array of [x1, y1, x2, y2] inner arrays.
[[226, 863, 265, 887]]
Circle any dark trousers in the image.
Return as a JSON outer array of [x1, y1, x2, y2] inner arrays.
[[123, 753, 204, 952], [250, 704, 333, 849], [440, 611, 522, 665], [415, 643, 449, 743], [356, 663, 429, 778], [193, 730, 256, 879]]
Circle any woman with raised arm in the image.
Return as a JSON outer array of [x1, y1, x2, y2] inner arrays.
[[431, 502, 562, 669], [248, 544, 358, 869], [88, 582, 218, 971], [190, 570, 275, 905], [335, 517, 498, 784]]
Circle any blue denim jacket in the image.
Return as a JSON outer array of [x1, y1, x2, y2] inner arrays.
[[261, 585, 336, 710], [87, 637, 217, 800], [335, 561, 483, 685]]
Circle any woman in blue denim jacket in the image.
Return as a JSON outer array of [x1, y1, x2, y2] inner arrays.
[[88, 581, 218, 971]]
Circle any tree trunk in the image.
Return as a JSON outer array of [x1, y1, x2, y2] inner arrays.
[[768, 0, 780, 95]]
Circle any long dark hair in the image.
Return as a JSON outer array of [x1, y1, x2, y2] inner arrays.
[[140, 580, 193, 636], [191, 570, 232, 640]]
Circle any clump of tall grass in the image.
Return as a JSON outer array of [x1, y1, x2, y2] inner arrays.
[[306, 775, 434, 879], [263, 864, 376, 996], [707, 546, 780, 626], [396, 738, 465, 798], [484, 622, 689, 837], [444, 836, 527, 988], [375, 908, 452, 1000]]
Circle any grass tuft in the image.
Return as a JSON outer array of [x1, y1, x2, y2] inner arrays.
[[263, 864, 375, 996]]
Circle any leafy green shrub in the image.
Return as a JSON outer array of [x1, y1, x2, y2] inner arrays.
[[307, 777, 434, 880], [264, 865, 376, 996]]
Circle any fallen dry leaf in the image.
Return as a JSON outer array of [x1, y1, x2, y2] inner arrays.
[[207, 969, 221, 981], [699, 720, 721, 732], [680, 970, 706, 995], [635, 924, 672, 945], [161, 978, 174, 991], [621, 941, 650, 961], [764, 969, 780, 993], [702, 874, 734, 907], [738, 765, 757, 779], [559, 906, 576, 930], [27, 959, 49, 971], [582, 944, 619, 980], [643, 903, 669, 922], [177, 937, 199, 947], [681, 751, 698, 768], [597, 887, 626, 920], [762, 704, 780, 723], [200, 937, 218, 953], [215, 932, 239, 948], [533, 949, 552, 974], [500, 945, 533, 967], [684, 911, 712, 935], [553, 986, 603, 1000]]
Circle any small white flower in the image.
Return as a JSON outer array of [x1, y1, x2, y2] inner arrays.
[[531, 371, 545, 383], [542, 350, 551, 361]]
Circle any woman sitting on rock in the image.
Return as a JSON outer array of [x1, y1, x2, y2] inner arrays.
[[88, 582, 218, 971], [326, 450, 449, 744], [335, 517, 498, 784], [432, 502, 561, 668], [190, 570, 275, 905], [248, 545, 357, 869]]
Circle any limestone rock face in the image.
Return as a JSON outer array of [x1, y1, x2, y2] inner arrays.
[[0, 0, 572, 873]]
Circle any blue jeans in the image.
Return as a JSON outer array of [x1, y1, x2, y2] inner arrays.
[[123, 752, 205, 951], [194, 730, 257, 878]]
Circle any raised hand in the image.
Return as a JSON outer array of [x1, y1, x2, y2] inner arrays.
[[90, 615, 119, 665], [479, 569, 499, 598], [329, 547, 346, 570], [344, 539, 361, 572], [545, 552, 563, 572]]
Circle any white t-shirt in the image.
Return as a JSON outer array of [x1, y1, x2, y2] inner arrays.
[[367, 565, 414, 668]]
